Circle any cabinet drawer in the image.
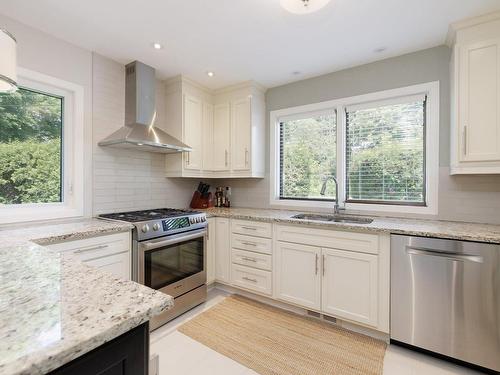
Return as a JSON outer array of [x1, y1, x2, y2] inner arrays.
[[231, 219, 272, 238], [231, 234, 272, 254], [47, 232, 131, 261], [276, 225, 379, 255], [231, 264, 272, 295], [232, 248, 272, 271]]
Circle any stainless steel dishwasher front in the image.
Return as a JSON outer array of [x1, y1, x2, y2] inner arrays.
[[390, 234, 500, 372]]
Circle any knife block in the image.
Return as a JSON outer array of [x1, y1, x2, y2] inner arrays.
[[190, 191, 214, 209]]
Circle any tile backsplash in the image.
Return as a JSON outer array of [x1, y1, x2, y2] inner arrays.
[[92, 53, 197, 215]]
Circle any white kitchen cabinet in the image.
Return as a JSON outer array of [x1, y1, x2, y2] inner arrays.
[[449, 12, 500, 174], [275, 241, 321, 310], [212, 103, 231, 171], [46, 232, 131, 280], [164, 76, 265, 178], [183, 94, 203, 170], [321, 248, 378, 328], [230, 97, 251, 171], [214, 217, 231, 283], [206, 218, 216, 284]]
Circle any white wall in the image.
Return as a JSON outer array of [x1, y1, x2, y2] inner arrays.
[[92, 54, 198, 215]]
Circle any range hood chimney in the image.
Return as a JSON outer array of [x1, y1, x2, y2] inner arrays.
[[98, 61, 191, 153]]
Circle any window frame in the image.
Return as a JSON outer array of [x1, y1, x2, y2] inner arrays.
[[0, 68, 85, 223], [269, 81, 439, 215]]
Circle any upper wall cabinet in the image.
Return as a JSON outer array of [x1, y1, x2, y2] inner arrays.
[[164, 76, 266, 178], [448, 12, 500, 174]]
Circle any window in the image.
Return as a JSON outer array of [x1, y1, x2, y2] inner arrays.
[[345, 96, 426, 205], [0, 68, 85, 223], [0, 88, 63, 204], [279, 111, 337, 201], [270, 82, 439, 214]]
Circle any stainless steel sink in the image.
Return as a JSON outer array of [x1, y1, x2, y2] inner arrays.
[[291, 213, 373, 224]]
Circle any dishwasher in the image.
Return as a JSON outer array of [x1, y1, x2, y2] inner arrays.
[[391, 235, 500, 372]]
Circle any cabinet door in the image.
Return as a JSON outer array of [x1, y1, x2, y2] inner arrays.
[[183, 95, 203, 170], [202, 103, 214, 171], [213, 103, 231, 171], [321, 248, 378, 327], [459, 39, 500, 162], [83, 250, 131, 280], [275, 241, 321, 310], [231, 97, 251, 171], [206, 218, 216, 284], [215, 218, 231, 283]]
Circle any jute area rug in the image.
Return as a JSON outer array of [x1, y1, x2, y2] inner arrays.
[[178, 295, 387, 375]]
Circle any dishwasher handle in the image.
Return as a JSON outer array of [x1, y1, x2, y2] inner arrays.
[[406, 246, 483, 263]]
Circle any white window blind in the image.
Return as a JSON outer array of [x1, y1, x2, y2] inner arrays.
[[345, 95, 426, 205]]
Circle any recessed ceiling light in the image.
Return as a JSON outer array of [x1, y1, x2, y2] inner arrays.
[[207, 71, 215, 77], [152, 42, 162, 50], [280, 0, 331, 14]]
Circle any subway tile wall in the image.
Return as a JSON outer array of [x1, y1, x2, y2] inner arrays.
[[92, 53, 197, 215]]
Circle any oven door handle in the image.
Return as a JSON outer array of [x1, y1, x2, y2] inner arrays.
[[141, 229, 206, 251]]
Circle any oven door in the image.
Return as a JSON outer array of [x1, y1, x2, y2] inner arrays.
[[138, 229, 206, 298]]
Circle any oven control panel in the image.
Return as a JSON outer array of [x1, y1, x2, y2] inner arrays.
[[136, 213, 207, 241]]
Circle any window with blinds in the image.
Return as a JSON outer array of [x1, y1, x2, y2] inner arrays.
[[345, 95, 426, 205], [279, 111, 337, 201]]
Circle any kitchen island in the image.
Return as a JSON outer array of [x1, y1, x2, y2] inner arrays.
[[0, 219, 173, 375]]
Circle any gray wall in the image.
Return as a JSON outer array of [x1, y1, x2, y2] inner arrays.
[[220, 46, 500, 224]]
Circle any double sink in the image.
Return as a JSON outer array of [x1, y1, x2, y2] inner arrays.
[[291, 213, 373, 224]]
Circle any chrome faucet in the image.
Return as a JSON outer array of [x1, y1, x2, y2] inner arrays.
[[320, 175, 342, 215]]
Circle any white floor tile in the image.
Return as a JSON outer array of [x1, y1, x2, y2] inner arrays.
[[150, 288, 485, 375]]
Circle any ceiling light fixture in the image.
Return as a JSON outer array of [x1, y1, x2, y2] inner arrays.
[[374, 47, 387, 53], [280, 0, 331, 14], [152, 42, 162, 50], [0, 28, 17, 92], [207, 71, 215, 77]]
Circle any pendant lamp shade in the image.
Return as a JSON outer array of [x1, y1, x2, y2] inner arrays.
[[0, 28, 17, 92]]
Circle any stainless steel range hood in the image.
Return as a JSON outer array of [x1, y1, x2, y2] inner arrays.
[[98, 61, 191, 153]]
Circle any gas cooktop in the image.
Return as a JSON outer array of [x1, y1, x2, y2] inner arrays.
[[99, 208, 207, 241], [99, 208, 199, 223]]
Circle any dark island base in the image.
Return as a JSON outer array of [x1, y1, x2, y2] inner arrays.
[[49, 322, 149, 375]]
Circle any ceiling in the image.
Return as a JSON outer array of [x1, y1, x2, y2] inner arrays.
[[0, 0, 499, 89]]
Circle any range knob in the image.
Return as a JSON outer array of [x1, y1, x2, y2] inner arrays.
[[190, 218, 195, 224], [141, 224, 150, 233], [152, 223, 160, 231], [196, 217, 201, 223]]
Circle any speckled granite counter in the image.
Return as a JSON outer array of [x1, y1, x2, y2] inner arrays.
[[0, 219, 173, 375], [205, 207, 500, 244]]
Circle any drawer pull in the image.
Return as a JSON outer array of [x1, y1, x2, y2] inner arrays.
[[315, 254, 319, 275], [83, 250, 129, 263], [242, 256, 257, 262], [241, 226, 257, 230], [242, 276, 258, 283], [74, 244, 109, 254], [242, 242, 257, 246]]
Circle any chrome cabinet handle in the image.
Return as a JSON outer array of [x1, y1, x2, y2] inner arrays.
[[83, 250, 128, 263], [74, 244, 109, 254], [242, 241, 257, 246], [225, 150, 228, 166], [241, 226, 257, 230], [406, 246, 483, 263], [322, 254, 326, 276], [462, 126, 467, 155], [242, 256, 257, 262], [186, 152, 190, 165], [245, 148, 249, 166], [242, 276, 258, 283], [315, 254, 319, 275]]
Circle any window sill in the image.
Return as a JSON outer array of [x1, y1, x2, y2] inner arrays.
[[0, 204, 84, 225]]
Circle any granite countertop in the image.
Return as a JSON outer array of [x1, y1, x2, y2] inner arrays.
[[205, 207, 500, 244], [0, 218, 174, 375]]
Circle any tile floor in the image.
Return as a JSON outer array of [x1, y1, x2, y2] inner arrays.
[[150, 289, 482, 375]]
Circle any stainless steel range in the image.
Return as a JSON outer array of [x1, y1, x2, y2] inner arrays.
[[99, 208, 207, 330]]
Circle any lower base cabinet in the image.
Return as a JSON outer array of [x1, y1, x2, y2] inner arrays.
[[275, 241, 322, 310], [49, 323, 149, 375], [214, 218, 231, 283], [321, 248, 378, 327]]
